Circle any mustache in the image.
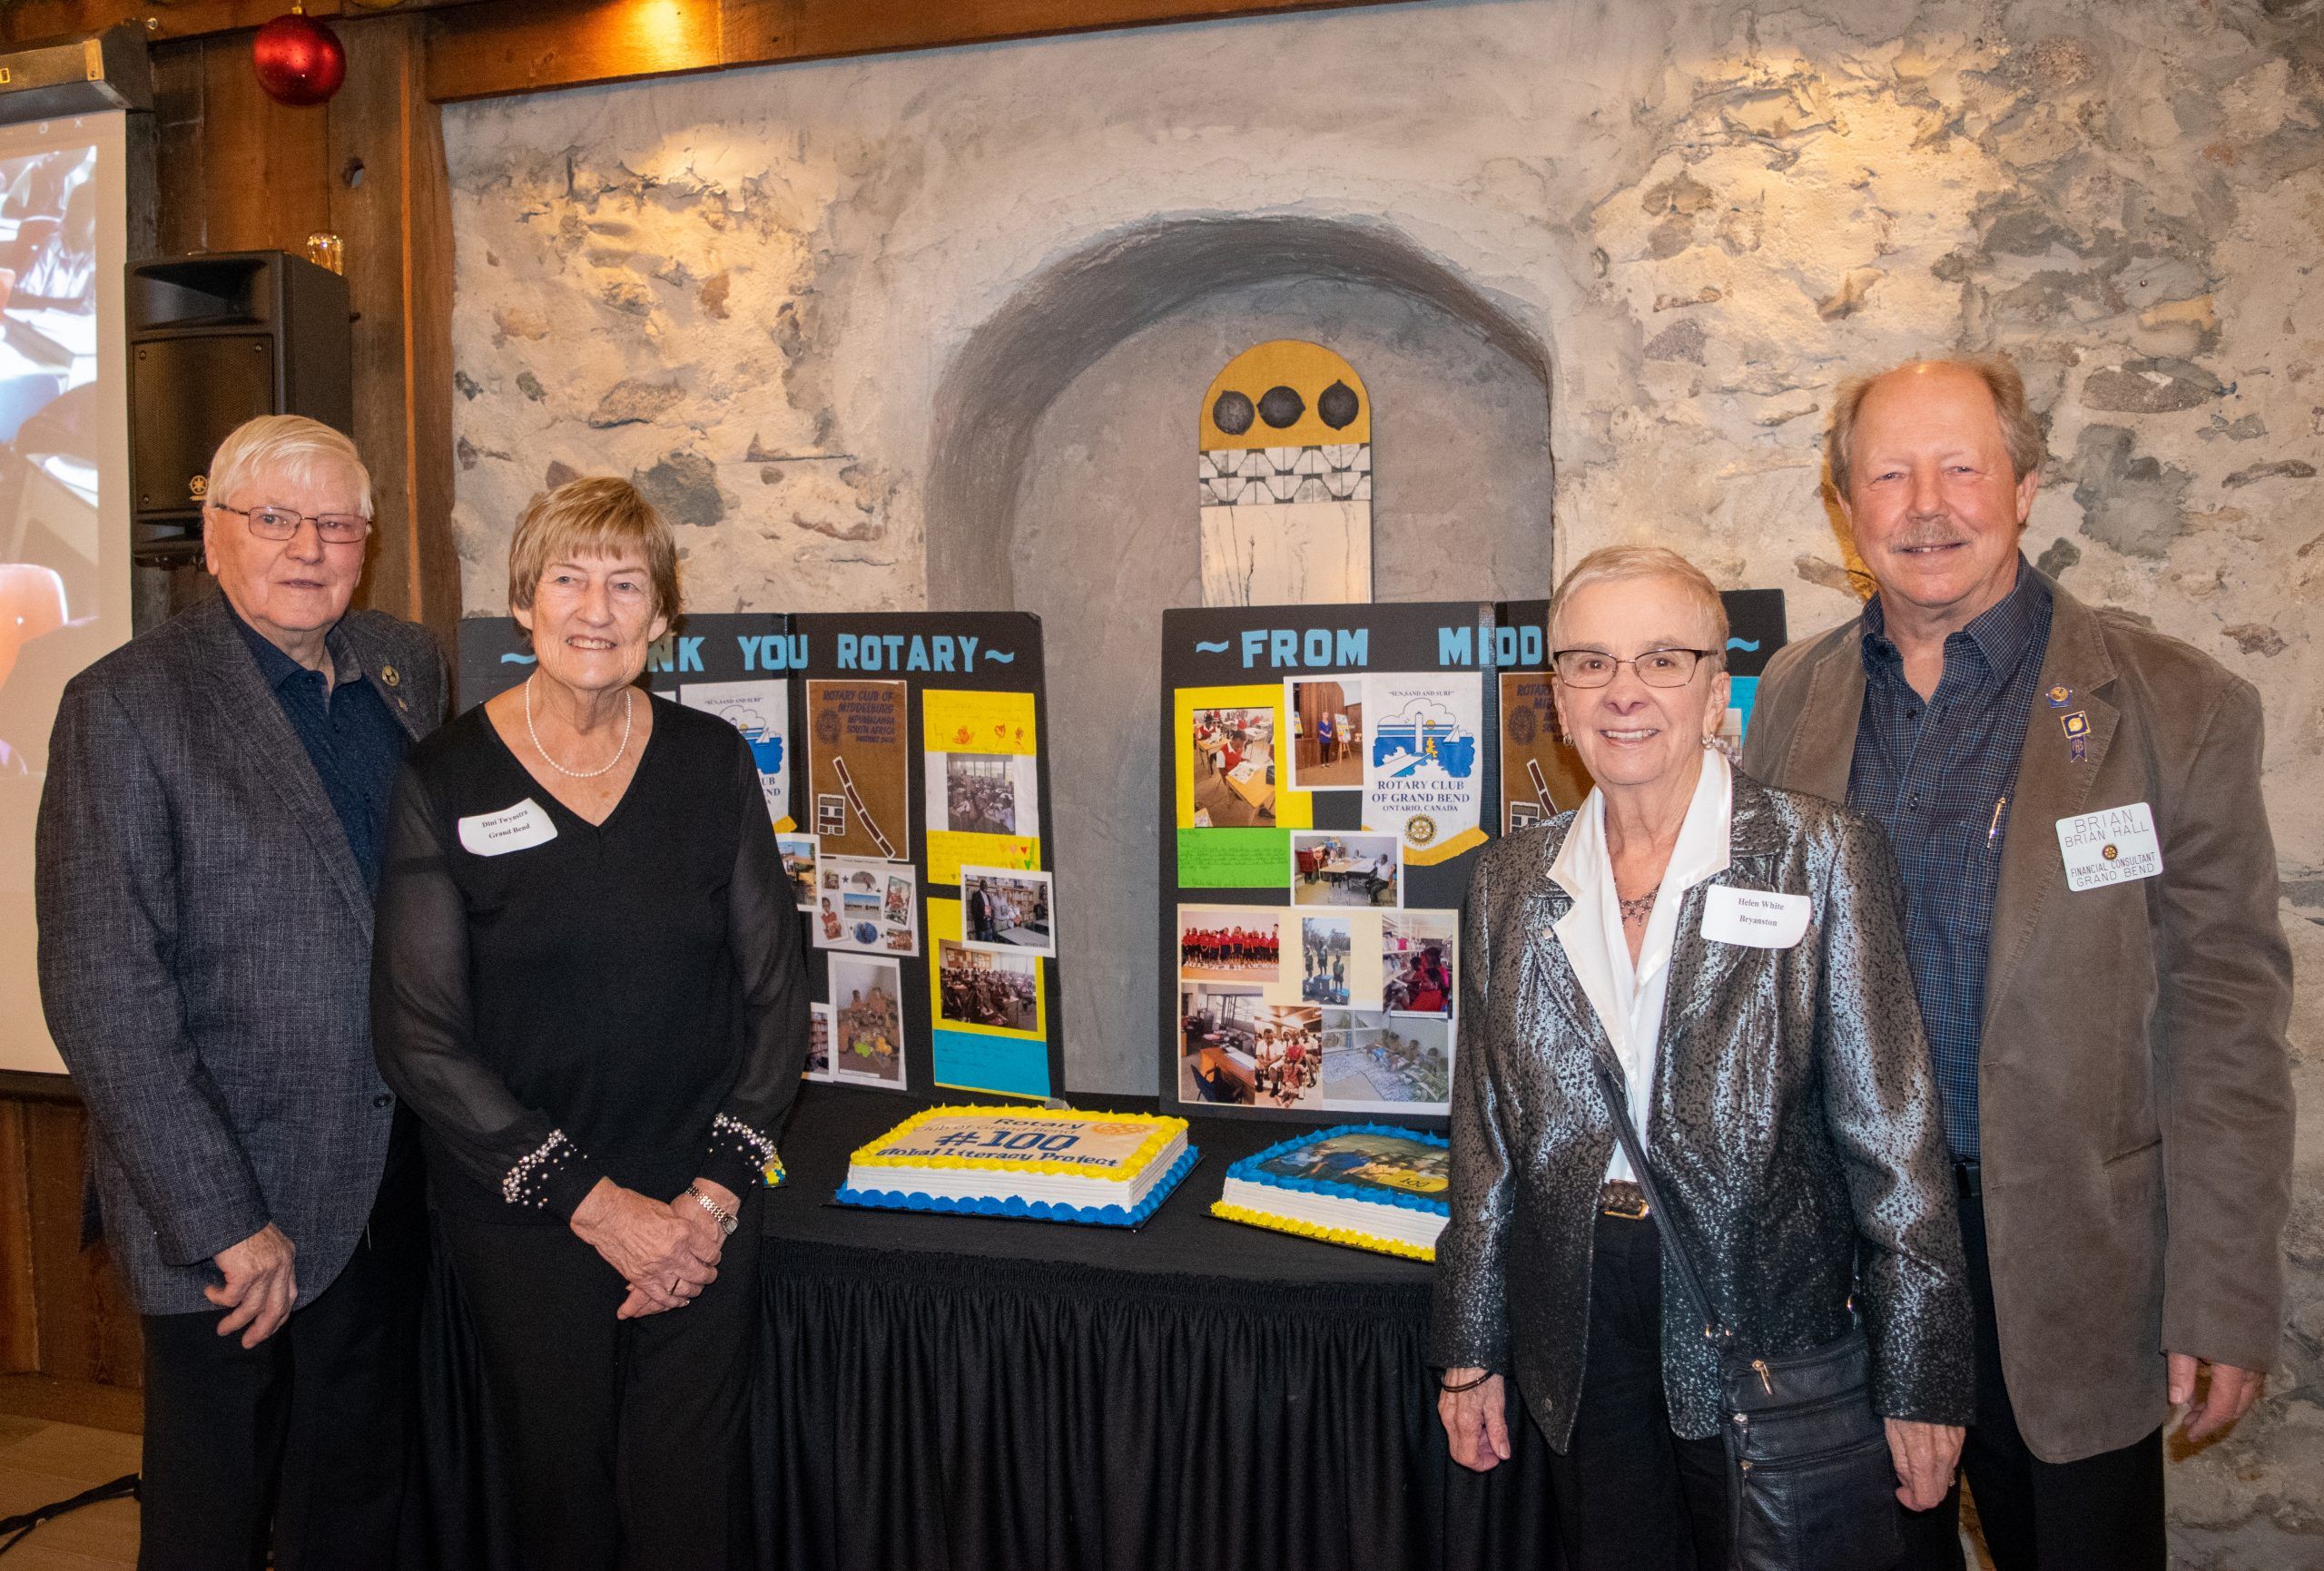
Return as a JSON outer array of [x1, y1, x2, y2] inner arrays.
[[1886, 524, 1970, 551]]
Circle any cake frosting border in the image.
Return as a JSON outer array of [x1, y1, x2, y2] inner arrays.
[[1208, 1197, 1437, 1262], [1221, 1122, 1452, 1217], [847, 1103, 1190, 1183], [834, 1144, 1201, 1227]]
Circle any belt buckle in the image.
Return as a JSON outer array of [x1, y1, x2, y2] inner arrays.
[[1599, 1182, 1649, 1221]]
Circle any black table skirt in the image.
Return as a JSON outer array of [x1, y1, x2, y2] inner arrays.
[[419, 1083, 1559, 1570]]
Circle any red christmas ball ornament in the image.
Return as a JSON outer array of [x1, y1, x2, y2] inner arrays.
[[251, 8, 346, 108]]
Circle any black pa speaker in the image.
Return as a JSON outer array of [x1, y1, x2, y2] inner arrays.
[[126, 250, 351, 564]]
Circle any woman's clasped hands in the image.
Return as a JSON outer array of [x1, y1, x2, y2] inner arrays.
[[569, 1177, 735, 1318]]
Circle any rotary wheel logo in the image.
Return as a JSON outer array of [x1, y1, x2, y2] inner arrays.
[[2102, 843, 2119, 860], [814, 711, 842, 744], [188, 474, 208, 498], [1404, 813, 1438, 848]]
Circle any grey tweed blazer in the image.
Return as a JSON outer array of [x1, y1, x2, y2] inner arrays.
[[35, 592, 446, 1315]]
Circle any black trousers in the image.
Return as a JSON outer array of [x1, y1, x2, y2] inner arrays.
[[137, 1131, 424, 1571], [1542, 1211, 1730, 1571], [440, 1187, 761, 1571], [1901, 1189, 2166, 1571]]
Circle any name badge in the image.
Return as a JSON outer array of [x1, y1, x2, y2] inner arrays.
[[2055, 801, 2162, 891], [1700, 886, 1810, 948], [458, 798, 558, 857]]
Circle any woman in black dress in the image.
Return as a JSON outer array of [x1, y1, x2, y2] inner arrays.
[[372, 476, 809, 1570]]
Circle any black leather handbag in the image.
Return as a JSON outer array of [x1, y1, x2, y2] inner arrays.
[[1596, 1061, 1905, 1571]]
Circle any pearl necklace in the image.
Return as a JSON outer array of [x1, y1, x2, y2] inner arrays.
[[525, 674, 635, 780]]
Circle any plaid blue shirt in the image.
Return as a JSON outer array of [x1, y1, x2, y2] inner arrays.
[[1846, 558, 2053, 1161], [230, 607, 410, 892]]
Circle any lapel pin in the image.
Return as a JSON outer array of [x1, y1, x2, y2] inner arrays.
[[2061, 709, 2090, 762], [2045, 683, 2072, 708], [381, 664, 400, 688]]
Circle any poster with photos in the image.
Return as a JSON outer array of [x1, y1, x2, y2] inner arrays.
[[812, 855, 920, 957], [828, 955, 907, 1088], [1173, 902, 1455, 1117], [807, 680, 911, 859], [680, 679, 793, 830]]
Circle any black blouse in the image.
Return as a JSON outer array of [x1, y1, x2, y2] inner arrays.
[[371, 697, 810, 1223]]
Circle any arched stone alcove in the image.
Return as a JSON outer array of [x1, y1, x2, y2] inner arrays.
[[926, 217, 1556, 1093]]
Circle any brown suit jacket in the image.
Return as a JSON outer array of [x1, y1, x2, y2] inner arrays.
[[1742, 569, 2294, 1462]]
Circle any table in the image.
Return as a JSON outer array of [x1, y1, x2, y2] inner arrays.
[[419, 1083, 1559, 1570], [1225, 760, 1275, 814]]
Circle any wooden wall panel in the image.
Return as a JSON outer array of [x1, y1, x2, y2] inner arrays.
[[428, 0, 1397, 100], [0, 1102, 40, 1374], [330, 15, 460, 643]]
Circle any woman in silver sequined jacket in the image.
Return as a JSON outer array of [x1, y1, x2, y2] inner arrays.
[[1428, 546, 1972, 1571]]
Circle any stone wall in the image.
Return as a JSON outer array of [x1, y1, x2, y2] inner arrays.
[[444, 1, 2321, 1556]]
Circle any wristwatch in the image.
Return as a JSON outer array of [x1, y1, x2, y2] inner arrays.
[[686, 1184, 739, 1236]]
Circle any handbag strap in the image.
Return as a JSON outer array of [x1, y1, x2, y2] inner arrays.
[[1592, 1057, 1729, 1352]]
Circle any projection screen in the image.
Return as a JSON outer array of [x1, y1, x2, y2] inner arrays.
[[0, 111, 133, 1075]]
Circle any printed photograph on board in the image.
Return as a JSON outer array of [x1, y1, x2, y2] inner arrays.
[[777, 835, 819, 912], [1248, 1003, 1324, 1111], [803, 1002, 832, 1082], [1381, 910, 1456, 1019], [1177, 907, 1283, 984], [1290, 830, 1400, 908], [1178, 985, 1262, 1106], [1298, 915, 1354, 1006], [829, 956, 906, 1088], [1320, 1010, 1452, 1114], [1187, 705, 1281, 829], [960, 866, 1055, 956], [921, 688, 1042, 885], [1285, 676, 1364, 790], [936, 941, 1040, 1035]]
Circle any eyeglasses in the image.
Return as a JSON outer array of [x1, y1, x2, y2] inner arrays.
[[1551, 647, 1718, 688], [211, 502, 372, 545]]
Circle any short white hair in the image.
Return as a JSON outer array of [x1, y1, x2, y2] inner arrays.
[[205, 415, 372, 518], [1548, 545, 1729, 653]]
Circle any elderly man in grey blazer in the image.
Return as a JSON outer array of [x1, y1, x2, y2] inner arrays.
[[36, 416, 446, 1571], [1743, 355, 2294, 1571]]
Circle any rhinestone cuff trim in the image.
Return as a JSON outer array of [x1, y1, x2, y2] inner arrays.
[[502, 1129, 580, 1209], [709, 1112, 778, 1174]]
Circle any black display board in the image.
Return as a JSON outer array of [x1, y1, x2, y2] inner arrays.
[[453, 611, 1067, 1105], [1156, 602, 1499, 1129]]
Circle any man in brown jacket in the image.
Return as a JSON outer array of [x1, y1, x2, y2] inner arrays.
[[1742, 355, 2293, 1570]]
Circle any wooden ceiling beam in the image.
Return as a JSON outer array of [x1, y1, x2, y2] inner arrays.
[[0, 0, 487, 51], [425, 0, 1400, 102]]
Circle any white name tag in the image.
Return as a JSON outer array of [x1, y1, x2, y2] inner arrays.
[[2055, 801, 2162, 891], [1700, 886, 1811, 948], [458, 798, 559, 857]]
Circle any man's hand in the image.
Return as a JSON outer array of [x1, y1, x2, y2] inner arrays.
[[1884, 1418, 1963, 1510], [207, 1223, 298, 1349], [2168, 1352, 2263, 1442], [1437, 1370, 1511, 1472]]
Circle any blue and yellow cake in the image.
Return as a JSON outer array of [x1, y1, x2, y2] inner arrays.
[[836, 1105, 1196, 1226], [1212, 1124, 1449, 1260]]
